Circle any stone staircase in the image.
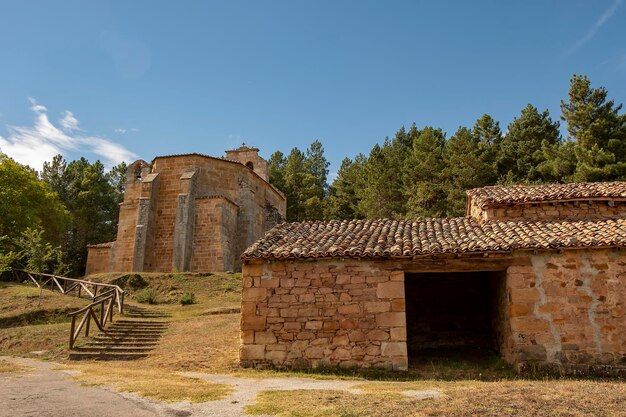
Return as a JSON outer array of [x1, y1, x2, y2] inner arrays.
[[69, 306, 170, 361]]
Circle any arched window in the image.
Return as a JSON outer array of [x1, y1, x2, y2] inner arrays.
[[246, 161, 254, 170], [135, 166, 142, 181]]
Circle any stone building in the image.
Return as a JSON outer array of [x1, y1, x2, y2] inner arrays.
[[240, 181, 626, 373], [86, 146, 286, 274]]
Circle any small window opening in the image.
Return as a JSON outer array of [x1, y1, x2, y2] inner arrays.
[[135, 166, 142, 181], [246, 161, 254, 170]]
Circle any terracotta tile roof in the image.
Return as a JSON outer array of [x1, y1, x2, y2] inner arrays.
[[242, 217, 626, 260], [87, 242, 115, 249], [467, 181, 626, 209]]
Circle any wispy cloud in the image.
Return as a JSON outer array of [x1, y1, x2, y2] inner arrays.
[[114, 127, 139, 134], [565, 0, 623, 55], [0, 98, 137, 170], [59, 110, 80, 131]]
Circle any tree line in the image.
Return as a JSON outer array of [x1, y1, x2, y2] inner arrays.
[[0, 154, 125, 276], [270, 75, 626, 221], [1, 74, 624, 276]]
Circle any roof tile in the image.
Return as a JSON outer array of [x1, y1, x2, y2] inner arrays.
[[467, 181, 626, 209], [242, 217, 626, 260]]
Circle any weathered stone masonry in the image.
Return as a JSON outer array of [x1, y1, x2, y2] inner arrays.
[[240, 182, 626, 373], [85, 146, 286, 274], [241, 260, 408, 370]]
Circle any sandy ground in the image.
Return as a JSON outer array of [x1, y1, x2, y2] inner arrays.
[[0, 356, 440, 417]]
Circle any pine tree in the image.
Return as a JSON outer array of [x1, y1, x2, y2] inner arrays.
[[325, 155, 365, 220], [442, 127, 495, 216], [303, 140, 330, 220], [403, 127, 448, 217], [498, 104, 562, 183], [472, 114, 502, 182], [268, 150, 287, 193], [358, 131, 409, 219], [561, 75, 626, 181]]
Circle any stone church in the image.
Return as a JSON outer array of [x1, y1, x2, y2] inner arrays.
[[86, 146, 286, 274], [240, 182, 626, 374]]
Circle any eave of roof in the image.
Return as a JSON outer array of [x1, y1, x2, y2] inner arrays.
[[466, 181, 626, 209], [242, 217, 626, 261]]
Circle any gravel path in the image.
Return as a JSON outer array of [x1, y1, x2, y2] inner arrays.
[[0, 356, 440, 417]]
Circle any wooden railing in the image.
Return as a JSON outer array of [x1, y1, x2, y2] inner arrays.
[[13, 270, 125, 348], [67, 291, 117, 349]]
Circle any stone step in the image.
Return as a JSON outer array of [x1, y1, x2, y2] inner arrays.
[[106, 327, 167, 332], [74, 345, 154, 353], [113, 320, 168, 323], [91, 337, 162, 343], [102, 329, 165, 335], [69, 352, 148, 361], [107, 326, 167, 330], [84, 341, 158, 347]]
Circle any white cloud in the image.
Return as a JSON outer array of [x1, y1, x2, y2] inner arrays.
[[565, 0, 623, 55], [28, 97, 47, 113], [115, 127, 139, 134], [59, 110, 80, 131], [0, 98, 137, 170]]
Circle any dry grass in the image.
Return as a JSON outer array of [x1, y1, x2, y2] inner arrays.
[[0, 359, 31, 373], [90, 271, 242, 308], [71, 364, 232, 402], [5, 273, 626, 413], [0, 283, 88, 360], [0, 283, 86, 324], [246, 379, 626, 417]]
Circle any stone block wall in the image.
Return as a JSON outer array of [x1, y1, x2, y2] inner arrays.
[[85, 245, 113, 275], [240, 259, 408, 370], [111, 203, 139, 272], [190, 197, 239, 272], [87, 151, 286, 274], [469, 200, 626, 223], [503, 248, 626, 371], [240, 249, 626, 373]]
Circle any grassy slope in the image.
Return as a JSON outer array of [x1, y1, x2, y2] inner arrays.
[[0, 283, 88, 360]]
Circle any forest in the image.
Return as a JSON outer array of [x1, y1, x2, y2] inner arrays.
[[1, 74, 625, 276]]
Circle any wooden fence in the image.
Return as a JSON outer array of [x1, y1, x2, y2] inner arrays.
[[13, 270, 125, 348]]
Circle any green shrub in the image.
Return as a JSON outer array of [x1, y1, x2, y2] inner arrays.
[[136, 288, 157, 304], [179, 292, 196, 305]]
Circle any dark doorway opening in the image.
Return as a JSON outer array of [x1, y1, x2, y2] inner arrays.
[[404, 271, 506, 367]]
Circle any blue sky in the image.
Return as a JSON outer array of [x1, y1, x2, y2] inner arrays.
[[0, 1, 625, 176]]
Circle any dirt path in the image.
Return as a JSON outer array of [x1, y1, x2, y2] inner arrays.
[[0, 356, 166, 417], [181, 372, 440, 416], [0, 356, 440, 417]]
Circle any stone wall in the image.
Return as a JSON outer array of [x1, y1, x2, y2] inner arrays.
[[86, 151, 286, 274], [240, 249, 626, 373], [240, 259, 408, 370], [469, 200, 626, 223], [225, 147, 270, 182], [147, 154, 284, 272], [190, 197, 239, 272], [503, 248, 626, 371], [85, 245, 113, 275]]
